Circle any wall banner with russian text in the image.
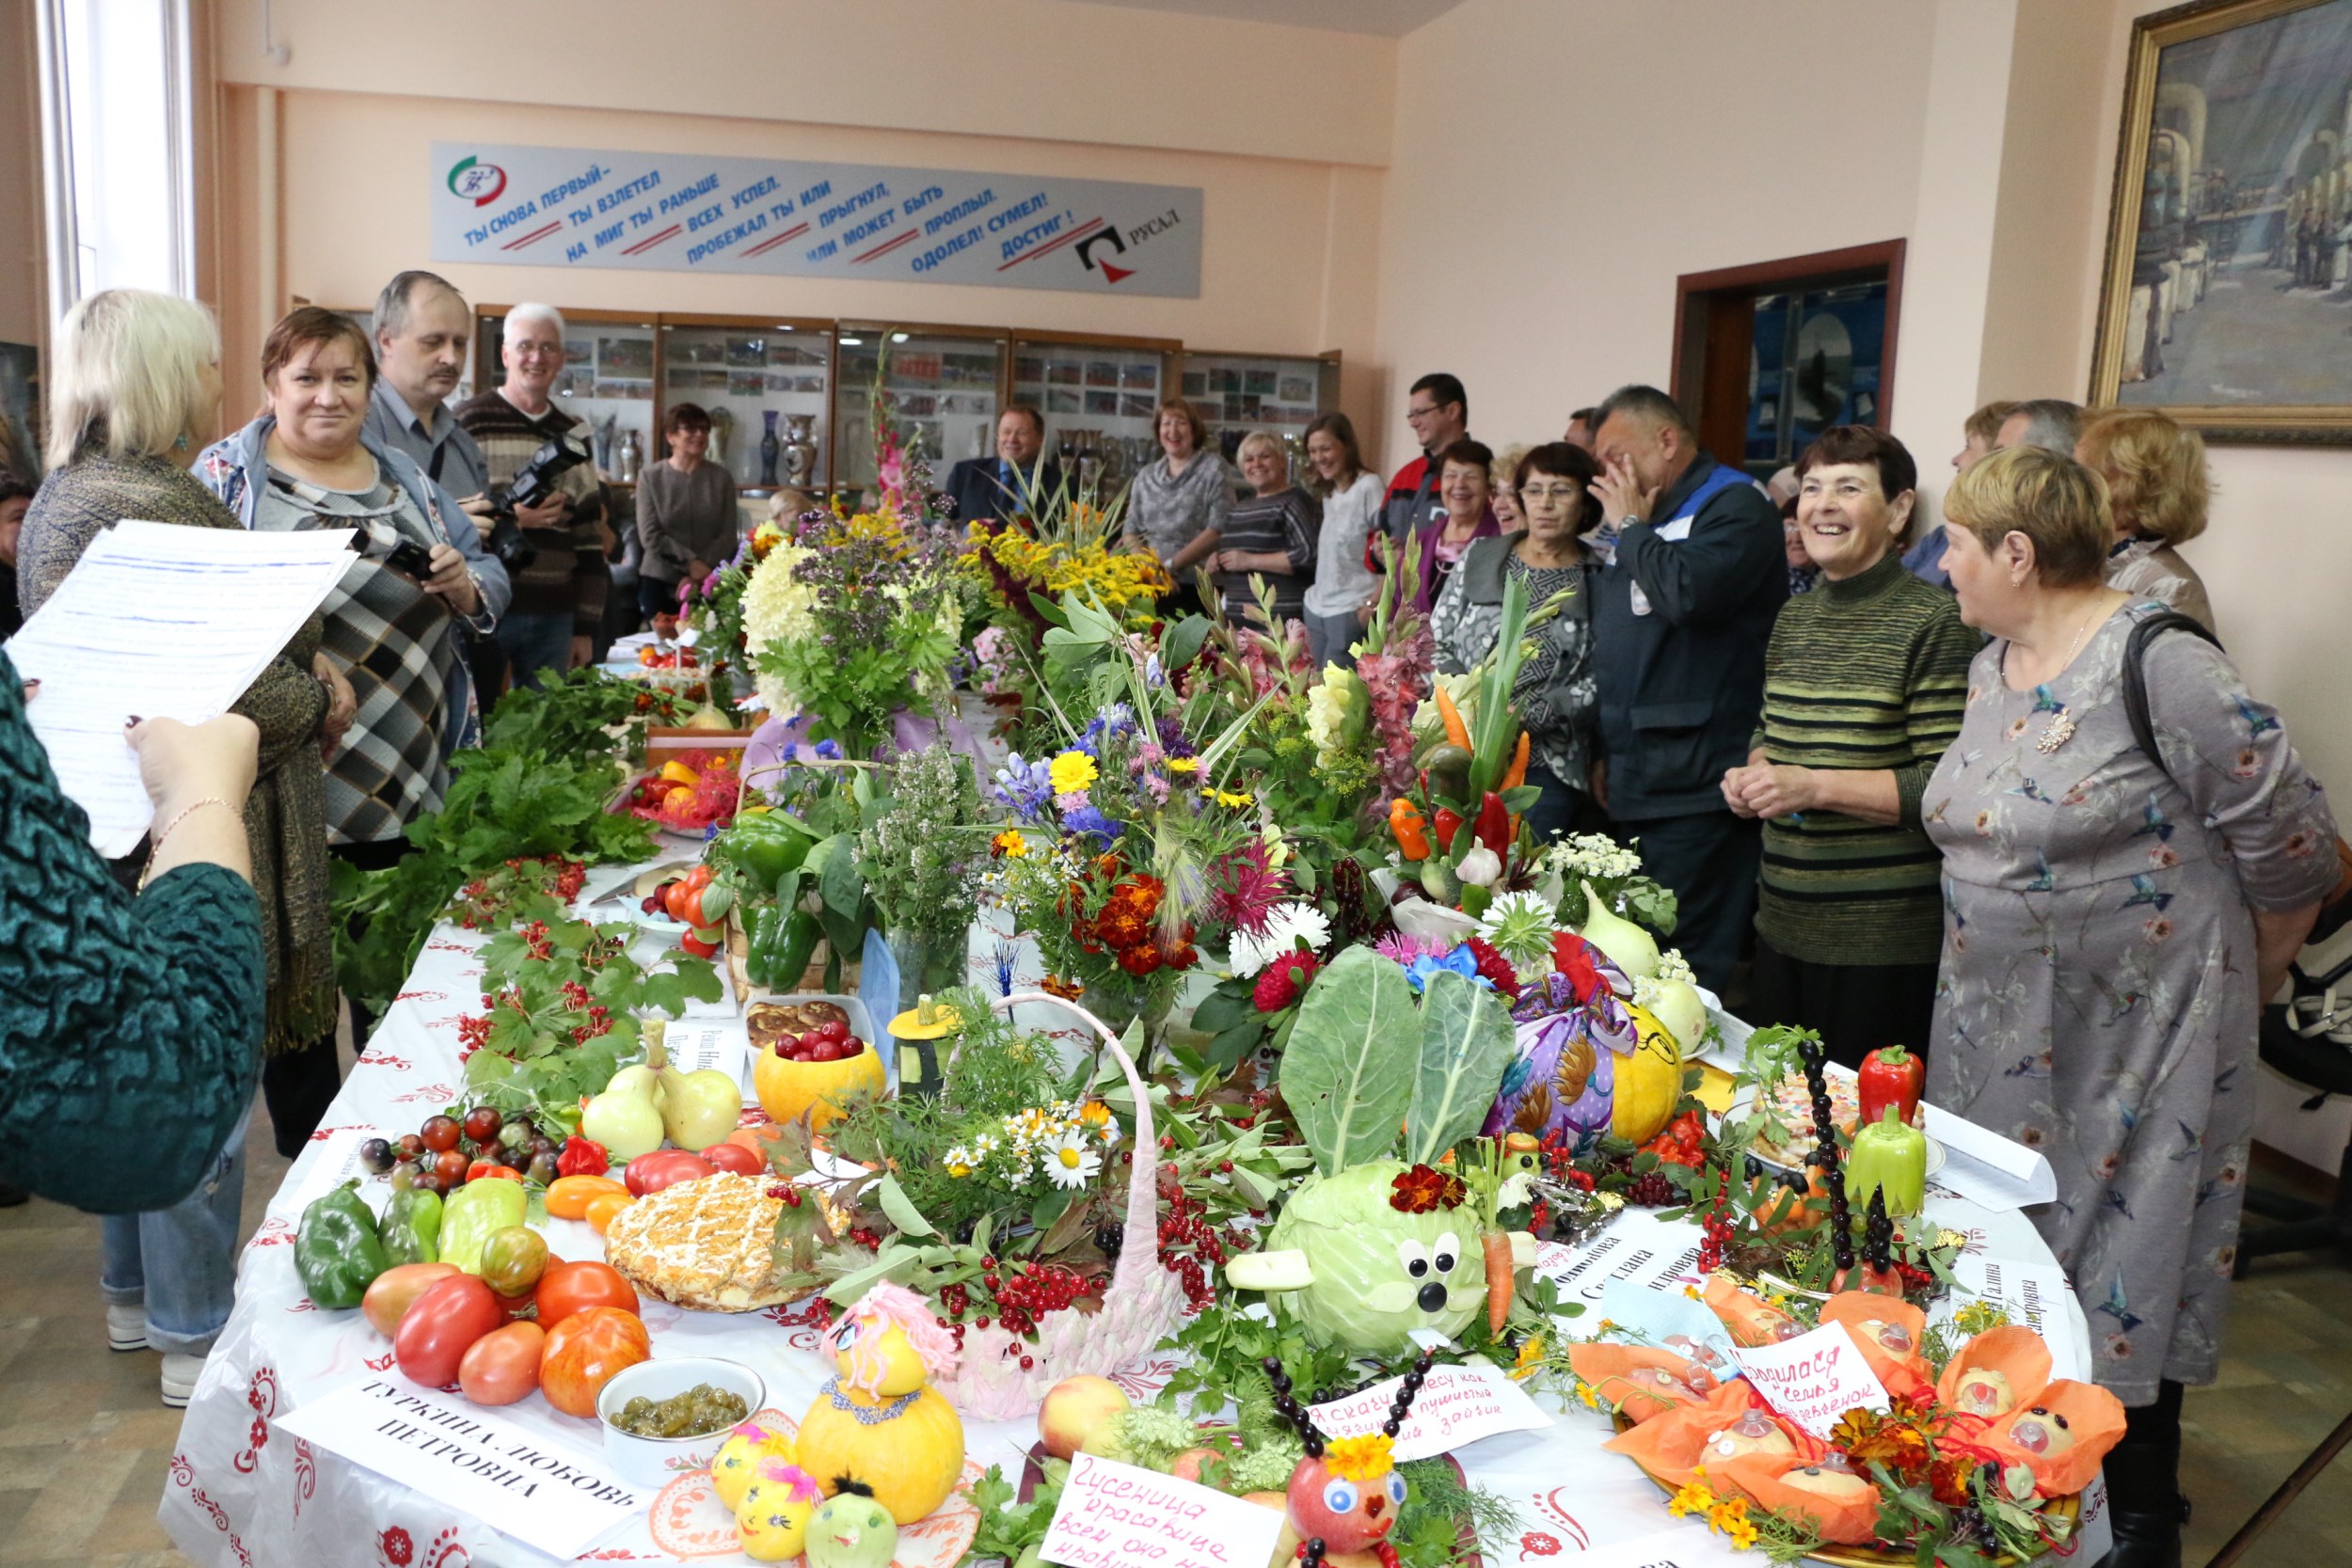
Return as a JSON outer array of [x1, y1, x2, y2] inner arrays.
[[430, 141, 1203, 297]]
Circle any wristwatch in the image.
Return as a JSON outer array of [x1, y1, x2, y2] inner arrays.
[[1618, 515, 1644, 531]]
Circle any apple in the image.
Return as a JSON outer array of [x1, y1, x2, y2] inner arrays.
[[1169, 1447, 1223, 1485], [1040, 1374, 1131, 1462], [663, 1068, 745, 1151]]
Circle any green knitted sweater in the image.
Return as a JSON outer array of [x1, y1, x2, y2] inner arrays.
[[1753, 550, 1977, 965], [0, 648, 265, 1212]]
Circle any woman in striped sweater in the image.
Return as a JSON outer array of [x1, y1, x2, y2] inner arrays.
[[1722, 425, 1978, 1068]]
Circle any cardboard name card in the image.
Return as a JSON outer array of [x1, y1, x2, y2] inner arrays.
[[1309, 1360, 1551, 1463], [1726, 1321, 1890, 1439], [1041, 1453, 1285, 1568]]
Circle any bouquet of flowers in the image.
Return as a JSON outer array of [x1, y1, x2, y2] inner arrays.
[[739, 503, 965, 757]]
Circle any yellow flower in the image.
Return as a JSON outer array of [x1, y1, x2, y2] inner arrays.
[[993, 830, 1028, 859], [1575, 1383, 1599, 1408], [1726, 1518, 1758, 1552], [1514, 1336, 1546, 1379], [1708, 1497, 1748, 1536], [1166, 756, 1200, 774], [1049, 751, 1099, 794], [1321, 1434, 1395, 1483], [1079, 1101, 1113, 1129], [1683, 1284, 1702, 1300], [1201, 786, 1252, 809], [1666, 1477, 1715, 1519]]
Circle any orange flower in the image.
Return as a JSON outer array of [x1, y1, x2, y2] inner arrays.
[[1041, 974, 1087, 1001], [1390, 1164, 1468, 1213]]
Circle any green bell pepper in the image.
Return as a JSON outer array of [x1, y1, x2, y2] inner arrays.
[[380, 1185, 443, 1266], [1422, 743, 1474, 809], [711, 813, 813, 893], [746, 904, 785, 990], [774, 908, 822, 991], [1847, 1105, 1928, 1219], [294, 1179, 389, 1310], [438, 1178, 528, 1275]]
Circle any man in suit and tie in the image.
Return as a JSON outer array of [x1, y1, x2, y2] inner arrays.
[[944, 405, 1060, 525]]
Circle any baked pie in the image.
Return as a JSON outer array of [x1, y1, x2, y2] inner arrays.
[[603, 1172, 811, 1312]]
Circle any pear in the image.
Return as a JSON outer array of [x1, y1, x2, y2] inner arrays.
[[605, 1063, 667, 1113]]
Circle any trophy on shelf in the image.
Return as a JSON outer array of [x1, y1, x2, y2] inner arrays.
[[760, 411, 782, 486], [782, 414, 818, 488], [617, 430, 643, 483], [590, 413, 617, 476]]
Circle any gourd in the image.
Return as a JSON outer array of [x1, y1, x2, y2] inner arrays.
[[1609, 1002, 1683, 1147], [1573, 880, 1660, 978], [796, 1282, 965, 1524], [753, 1041, 886, 1132]]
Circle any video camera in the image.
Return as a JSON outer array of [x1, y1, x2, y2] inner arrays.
[[485, 430, 594, 572]]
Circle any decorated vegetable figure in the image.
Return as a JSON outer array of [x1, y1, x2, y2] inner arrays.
[[711, 1420, 795, 1512], [795, 1281, 965, 1524], [737, 1457, 824, 1561], [1263, 1354, 1430, 1568], [1847, 1105, 1928, 1218], [1857, 1044, 1924, 1129], [1483, 941, 1639, 1151], [1240, 1161, 1491, 1354], [805, 1489, 898, 1568]]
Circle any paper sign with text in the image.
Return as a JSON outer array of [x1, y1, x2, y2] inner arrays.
[[1943, 1256, 2084, 1381], [276, 1379, 648, 1560], [1308, 1360, 1551, 1463], [1041, 1452, 1284, 1568], [1535, 1207, 1707, 1303], [664, 1020, 751, 1094], [1726, 1322, 1889, 1439]]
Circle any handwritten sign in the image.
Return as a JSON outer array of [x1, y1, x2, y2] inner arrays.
[[1308, 1361, 1551, 1463], [1535, 1206, 1706, 1302], [1041, 1452, 1284, 1568], [1726, 1322, 1889, 1439], [1943, 1256, 2084, 1381], [277, 1379, 648, 1560]]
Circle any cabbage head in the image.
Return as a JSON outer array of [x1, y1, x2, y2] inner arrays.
[[1263, 1161, 1486, 1354]]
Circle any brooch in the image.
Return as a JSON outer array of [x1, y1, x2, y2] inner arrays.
[[2035, 708, 2077, 754]]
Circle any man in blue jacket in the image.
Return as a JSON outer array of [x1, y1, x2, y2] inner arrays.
[[943, 405, 1062, 526], [1587, 386, 1784, 997]]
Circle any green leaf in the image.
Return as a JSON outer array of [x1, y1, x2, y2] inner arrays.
[[1406, 968, 1517, 1165], [1159, 613, 1212, 676], [872, 1174, 937, 1237], [1277, 946, 1417, 1175]]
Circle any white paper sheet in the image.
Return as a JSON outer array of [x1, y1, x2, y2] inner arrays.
[[5, 520, 357, 855], [1309, 1359, 1552, 1462]]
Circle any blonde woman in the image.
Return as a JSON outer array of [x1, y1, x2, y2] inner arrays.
[[1489, 443, 1531, 531], [2075, 407, 2216, 632], [1210, 430, 1318, 628], [17, 289, 348, 1406]]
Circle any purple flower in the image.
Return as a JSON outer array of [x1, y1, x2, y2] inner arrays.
[[813, 738, 843, 760], [991, 753, 1055, 821], [1156, 714, 1196, 759], [1060, 802, 1123, 844]]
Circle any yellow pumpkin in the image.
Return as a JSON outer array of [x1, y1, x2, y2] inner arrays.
[[1610, 1002, 1682, 1147], [737, 1458, 823, 1560], [711, 1422, 795, 1512], [754, 1044, 886, 1132], [795, 1381, 965, 1525]]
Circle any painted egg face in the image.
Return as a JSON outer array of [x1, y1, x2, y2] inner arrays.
[[1955, 1369, 2017, 1418], [2006, 1406, 2075, 1456], [736, 1463, 822, 1564], [1859, 1319, 1915, 1354]]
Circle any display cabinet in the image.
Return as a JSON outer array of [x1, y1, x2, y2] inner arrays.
[[659, 315, 836, 492], [1177, 349, 1343, 482], [830, 323, 1010, 493], [1009, 330, 1178, 495], [477, 307, 660, 484]]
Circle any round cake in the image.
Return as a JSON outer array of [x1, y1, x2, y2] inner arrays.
[[603, 1172, 810, 1312]]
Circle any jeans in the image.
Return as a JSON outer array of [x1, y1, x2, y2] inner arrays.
[[1302, 608, 1361, 671], [100, 1102, 250, 1355], [1613, 810, 1761, 999], [496, 611, 574, 690]]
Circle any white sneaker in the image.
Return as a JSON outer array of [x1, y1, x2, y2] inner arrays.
[[160, 1352, 206, 1408], [105, 1304, 149, 1352]]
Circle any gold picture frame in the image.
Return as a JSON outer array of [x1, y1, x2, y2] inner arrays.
[[2091, 0, 2352, 442]]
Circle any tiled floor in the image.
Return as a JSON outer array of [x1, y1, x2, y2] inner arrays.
[[0, 1064, 2344, 1568]]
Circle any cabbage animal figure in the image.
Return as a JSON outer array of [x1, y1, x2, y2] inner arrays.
[[1483, 940, 1638, 1151], [1244, 1162, 1489, 1354]]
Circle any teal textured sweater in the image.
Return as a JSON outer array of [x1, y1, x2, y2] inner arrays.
[[0, 648, 265, 1212]]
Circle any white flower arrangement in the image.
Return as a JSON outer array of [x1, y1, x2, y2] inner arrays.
[[739, 540, 818, 715], [943, 1099, 1120, 1193], [1541, 832, 1645, 883], [1230, 900, 1332, 977]]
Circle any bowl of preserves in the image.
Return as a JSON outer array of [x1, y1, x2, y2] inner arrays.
[[596, 1355, 766, 1485]]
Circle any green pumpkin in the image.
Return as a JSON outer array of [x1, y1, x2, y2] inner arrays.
[[806, 1491, 899, 1568]]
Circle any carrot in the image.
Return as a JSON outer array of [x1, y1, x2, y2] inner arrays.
[[1499, 732, 1531, 793], [1434, 685, 1471, 752], [1484, 1228, 1515, 1336]]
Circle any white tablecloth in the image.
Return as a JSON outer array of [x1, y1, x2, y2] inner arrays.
[[162, 898, 2101, 1568]]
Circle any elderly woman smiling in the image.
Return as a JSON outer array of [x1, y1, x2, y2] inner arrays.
[[1921, 444, 2336, 1564], [1722, 426, 1977, 1067]]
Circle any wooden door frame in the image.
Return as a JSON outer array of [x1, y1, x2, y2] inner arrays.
[[1668, 239, 1907, 458]]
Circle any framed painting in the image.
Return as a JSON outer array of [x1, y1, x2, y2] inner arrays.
[[2092, 0, 2352, 441]]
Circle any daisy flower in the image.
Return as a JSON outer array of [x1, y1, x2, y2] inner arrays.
[[1477, 889, 1561, 980], [1043, 1131, 1102, 1189]]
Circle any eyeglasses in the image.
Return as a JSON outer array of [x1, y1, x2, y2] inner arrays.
[[1519, 483, 1585, 502], [511, 342, 564, 360], [1406, 404, 1440, 420]]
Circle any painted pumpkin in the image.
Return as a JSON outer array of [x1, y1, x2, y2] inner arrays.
[[1609, 1001, 1682, 1146], [712, 1421, 794, 1513], [796, 1282, 964, 1524], [1484, 958, 1638, 1150], [737, 1459, 822, 1561], [805, 1491, 898, 1568], [754, 1041, 887, 1132]]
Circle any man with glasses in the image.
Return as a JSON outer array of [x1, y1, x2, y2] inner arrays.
[[1379, 372, 1470, 551], [455, 303, 612, 691]]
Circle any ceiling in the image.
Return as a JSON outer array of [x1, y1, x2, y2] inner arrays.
[[1055, 0, 1470, 38]]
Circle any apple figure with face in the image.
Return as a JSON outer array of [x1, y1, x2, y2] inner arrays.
[[1286, 1435, 1407, 1558], [805, 1489, 897, 1568]]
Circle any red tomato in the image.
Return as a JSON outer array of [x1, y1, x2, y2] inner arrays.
[[534, 1259, 640, 1328], [465, 1161, 524, 1184], [623, 1150, 715, 1197], [700, 1142, 764, 1177], [540, 1307, 651, 1418], [679, 931, 720, 958], [393, 1275, 504, 1389], [458, 1320, 545, 1406]]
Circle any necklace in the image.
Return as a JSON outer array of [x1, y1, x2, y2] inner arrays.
[[2031, 602, 2106, 754]]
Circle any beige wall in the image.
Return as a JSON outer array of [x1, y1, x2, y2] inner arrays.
[[0, 0, 43, 354]]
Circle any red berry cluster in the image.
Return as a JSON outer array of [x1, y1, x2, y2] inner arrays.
[[520, 921, 554, 961], [1696, 1194, 1735, 1273], [846, 1227, 883, 1252], [1156, 1178, 1230, 1313], [989, 1261, 1091, 1339], [454, 1013, 489, 1063]]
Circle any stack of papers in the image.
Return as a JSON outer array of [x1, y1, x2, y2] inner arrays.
[[5, 520, 356, 855]]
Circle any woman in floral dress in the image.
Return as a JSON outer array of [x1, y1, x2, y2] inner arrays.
[[1921, 445, 2336, 1568]]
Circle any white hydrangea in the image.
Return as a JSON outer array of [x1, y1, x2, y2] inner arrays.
[[1653, 947, 1695, 986], [739, 542, 818, 713], [1542, 832, 1644, 882]]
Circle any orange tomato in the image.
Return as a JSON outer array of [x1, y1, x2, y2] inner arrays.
[[545, 1175, 629, 1220], [584, 1192, 634, 1236], [723, 1126, 774, 1153], [540, 1306, 650, 1418], [534, 1259, 640, 1327], [701, 1142, 764, 1178], [458, 1320, 545, 1406]]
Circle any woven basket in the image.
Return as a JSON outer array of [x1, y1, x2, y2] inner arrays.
[[930, 990, 1188, 1421]]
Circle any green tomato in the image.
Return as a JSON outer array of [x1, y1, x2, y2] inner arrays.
[[1263, 1162, 1486, 1354], [477, 1225, 549, 1298]]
